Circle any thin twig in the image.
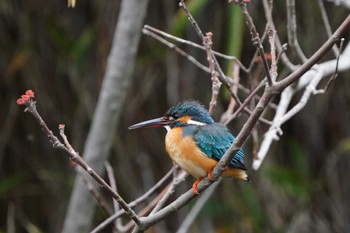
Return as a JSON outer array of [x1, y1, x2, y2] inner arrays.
[[176, 181, 221, 233], [150, 170, 188, 214], [23, 100, 142, 227], [253, 17, 350, 170], [317, 0, 340, 56], [262, 0, 298, 72], [120, 182, 175, 232], [178, 0, 204, 40], [78, 13, 350, 232], [286, 0, 308, 63], [80, 172, 112, 216], [143, 25, 249, 72], [204, 32, 222, 114], [316, 38, 345, 93], [268, 28, 278, 82], [142, 28, 211, 73], [105, 162, 121, 231], [236, 0, 273, 86], [91, 167, 177, 233], [220, 62, 240, 123], [145, 27, 273, 124], [178, 0, 224, 113], [143, 26, 274, 116], [223, 79, 269, 125]]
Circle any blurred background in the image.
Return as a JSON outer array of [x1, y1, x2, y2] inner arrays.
[[1, 0, 350, 232]]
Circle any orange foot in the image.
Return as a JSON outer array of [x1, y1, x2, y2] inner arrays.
[[207, 170, 213, 180], [192, 178, 203, 195]]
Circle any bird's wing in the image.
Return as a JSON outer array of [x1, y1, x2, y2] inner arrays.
[[192, 124, 247, 171]]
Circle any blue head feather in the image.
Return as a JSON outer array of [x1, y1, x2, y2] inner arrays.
[[165, 100, 214, 127]]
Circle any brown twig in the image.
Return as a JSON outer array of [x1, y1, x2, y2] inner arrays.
[[17, 8, 350, 233], [143, 25, 249, 72], [262, 0, 298, 72], [80, 172, 112, 216], [220, 62, 240, 123], [236, 0, 273, 86], [142, 28, 211, 73], [178, 0, 204, 40], [151, 170, 188, 214], [176, 181, 221, 233], [210, 14, 350, 192], [21, 99, 142, 227], [178, 0, 223, 113], [120, 182, 175, 232], [142, 26, 275, 118], [204, 32, 222, 114], [90, 166, 176, 233], [104, 162, 120, 231], [177, 0, 265, 118], [223, 79, 269, 125]]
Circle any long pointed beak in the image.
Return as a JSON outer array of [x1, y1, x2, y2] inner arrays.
[[128, 117, 172, 130]]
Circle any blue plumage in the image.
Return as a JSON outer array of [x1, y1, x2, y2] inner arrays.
[[183, 124, 247, 171], [175, 101, 246, 170], [129, 100, 249, 193]]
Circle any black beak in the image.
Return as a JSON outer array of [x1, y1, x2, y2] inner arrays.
[[128, 117, 172, 130]]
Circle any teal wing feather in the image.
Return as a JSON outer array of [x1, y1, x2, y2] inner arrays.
[[184, 124, 246, 170]]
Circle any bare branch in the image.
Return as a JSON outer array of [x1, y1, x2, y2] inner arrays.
[[150, 170, 188, 214], [268, 28, 278, 82], [318, 0, 340, 56], [143, 25, 249, 72], [142, 26, 275, 121], [81, 172, 112, 216], [178, 0, 205, 40], [21, 100, 142, 227], [90, 167, 176, 232], [63, 0, 150, 231], [216, 14, 350, 174], [203, 32, 222, 114], [134, 16, 350, 231], [105, 162, 120, 231], [262, 0, 299, 72], [254, 19, 350, 169], [320, 38, 345, 91], [176, 181, 221, 233], [236, 0, 274, 86], [286, 0, 308, 63]]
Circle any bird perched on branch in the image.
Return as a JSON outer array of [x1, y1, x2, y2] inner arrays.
[[129, 100, 249, 194]]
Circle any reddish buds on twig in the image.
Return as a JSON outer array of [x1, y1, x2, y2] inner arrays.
[[17, 90, 35, 105]]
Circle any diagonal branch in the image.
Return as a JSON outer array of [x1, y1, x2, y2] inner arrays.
[[21, 100, 142, 226]]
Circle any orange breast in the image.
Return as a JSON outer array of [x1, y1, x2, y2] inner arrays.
[[165, 127, 249, 181], [165, 127, 218, 178]]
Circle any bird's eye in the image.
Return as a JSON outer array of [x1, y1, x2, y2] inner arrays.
[[168, 116, 175, 121]]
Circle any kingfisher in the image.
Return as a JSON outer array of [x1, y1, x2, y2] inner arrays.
[[129, 100, 249, 194]]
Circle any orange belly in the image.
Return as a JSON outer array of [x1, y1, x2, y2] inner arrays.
[[165, 127, 247, 180]]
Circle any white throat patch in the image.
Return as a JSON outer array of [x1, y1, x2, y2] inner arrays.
[[187, 119, 206, 126]]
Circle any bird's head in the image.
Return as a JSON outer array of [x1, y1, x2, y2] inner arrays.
[[128, 101, 214, 131]]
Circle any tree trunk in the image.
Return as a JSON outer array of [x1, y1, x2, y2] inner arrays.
[[61, 0, 149, 232]]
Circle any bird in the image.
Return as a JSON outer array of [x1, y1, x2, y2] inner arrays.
[[128, 100, 249, 194]]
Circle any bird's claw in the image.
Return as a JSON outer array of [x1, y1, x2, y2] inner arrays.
[[192, 178, 203, 195]]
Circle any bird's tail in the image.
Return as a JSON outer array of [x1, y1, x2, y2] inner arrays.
[[222, 168, 250, 181]]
